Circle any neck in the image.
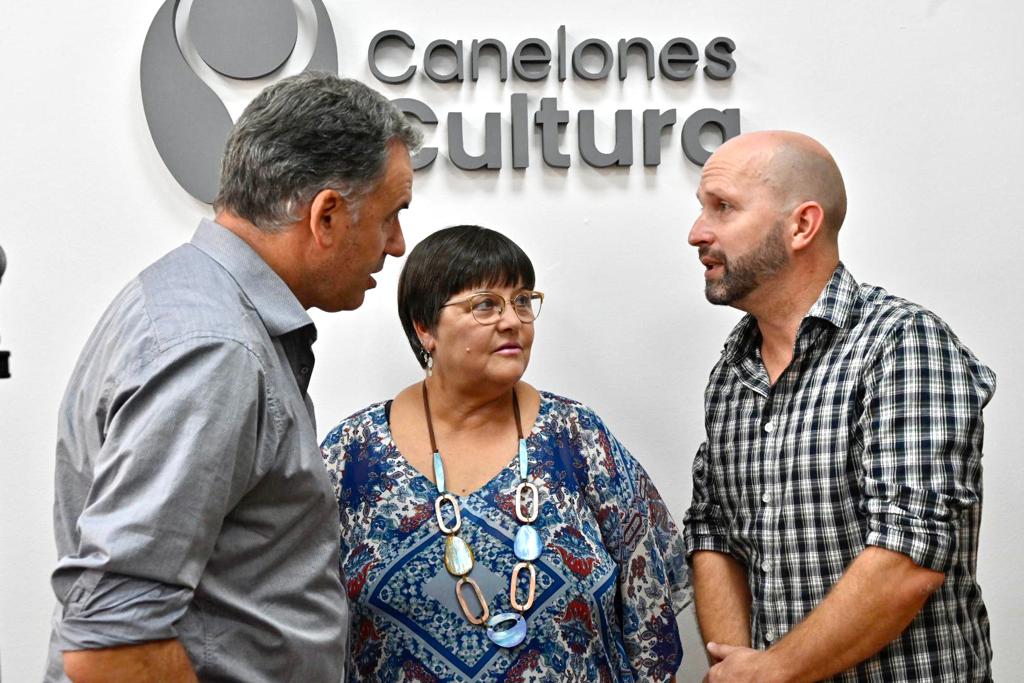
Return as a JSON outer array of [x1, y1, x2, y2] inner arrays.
[[214, 211, 313, 308], [423, 375, 519, 433], [743, 257, 838, 361]]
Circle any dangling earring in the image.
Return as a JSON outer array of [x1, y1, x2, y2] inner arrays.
[[421, 345, 434, 378]]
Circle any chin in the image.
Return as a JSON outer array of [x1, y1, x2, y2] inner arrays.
[[488, 364, 528, 387], [330, 290, 367, 312]]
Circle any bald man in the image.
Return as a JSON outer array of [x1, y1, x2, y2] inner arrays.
[[682, 131, 995, 682]]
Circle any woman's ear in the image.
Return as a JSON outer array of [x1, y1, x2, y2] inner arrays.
[[413, 320, 436, 355]]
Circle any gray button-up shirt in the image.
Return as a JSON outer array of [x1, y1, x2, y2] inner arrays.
[[47, 219, 347, 682]]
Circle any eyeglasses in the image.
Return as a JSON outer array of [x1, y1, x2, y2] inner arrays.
[[440, 290, 544, 325]]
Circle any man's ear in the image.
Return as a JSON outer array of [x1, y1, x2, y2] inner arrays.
[[308, 189, 353, 248], [789, 200, 825, 253]]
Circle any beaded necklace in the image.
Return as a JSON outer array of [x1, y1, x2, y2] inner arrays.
[[421, 382, 542, 648]]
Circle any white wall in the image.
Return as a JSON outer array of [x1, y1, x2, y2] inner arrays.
[[2, 1, 1021, 680]]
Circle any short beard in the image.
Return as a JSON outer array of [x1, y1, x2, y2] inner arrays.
[[704, 220, 789, 306]]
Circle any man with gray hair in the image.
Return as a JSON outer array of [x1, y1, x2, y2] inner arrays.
[[47, 72, 420, 682], [684, 130, 994, 681]]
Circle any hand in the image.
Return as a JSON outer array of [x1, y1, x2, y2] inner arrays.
[[705, 642, 787, 683]]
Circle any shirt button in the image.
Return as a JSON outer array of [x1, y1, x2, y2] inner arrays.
[[762, 492, 773, 504], [765, 630, 776, 642], [300, 366, 310, 375], [763, 421, 775, 434], [761, 560, 772, 572]]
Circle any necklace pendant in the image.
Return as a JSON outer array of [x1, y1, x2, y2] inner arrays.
[[486, 612, 527, 648], [432, 451, 446, 493], [517, 438, 529, 479], [514, 481, 540, 523], [514, 524, 543, 561], [456, 577, 490, 625], [435, 493, 462, 534], [444, 535, 475, 576], [509, 561, 537, 611]]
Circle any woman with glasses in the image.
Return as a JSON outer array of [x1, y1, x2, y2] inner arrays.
[[321, 225, 690, 682]]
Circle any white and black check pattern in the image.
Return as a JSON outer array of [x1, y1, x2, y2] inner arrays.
[[683, 263, 996, 682]]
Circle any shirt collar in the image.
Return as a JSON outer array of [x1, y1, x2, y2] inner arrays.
[[721, 262, 859, 363], [804, 261, 858, 330], [190, 218, 315, 339], [721, 315, 759, 364]]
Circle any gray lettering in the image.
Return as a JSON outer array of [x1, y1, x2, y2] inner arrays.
[[659, 38, 698, 80], [368, 30, 415, 84], [618, 38, 655, 81], [447, 112, 502, 170], [424, 39, 464, 82], [511, 93, 529, 169], [557, 25, 567, 81], [572, 38, 613, 80], [681, 108, 741, 165], [470, 39, 508, 82], [703, 37, 737, 80], [642, 109, 677, 166], [578, 109, 633, 167], [512, 39, 552, 81], [534, 97, 570, 168]]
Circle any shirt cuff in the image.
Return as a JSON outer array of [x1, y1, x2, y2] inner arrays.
[[682, 527, 732, 558], [864, 523, 957, 573], [56, 570, 192, 651]]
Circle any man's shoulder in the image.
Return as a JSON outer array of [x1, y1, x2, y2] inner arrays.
[[850, 280, 964, 348], [854, 281, 931, 328], [73, 242, 268, 385], [842, 279, 994, 390], [135, 243, 264, 350]]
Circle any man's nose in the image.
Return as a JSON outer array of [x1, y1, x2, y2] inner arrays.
[[688, 214, 711, 247], [387, 219, 406, 257]]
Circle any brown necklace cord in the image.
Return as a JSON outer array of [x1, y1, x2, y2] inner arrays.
[[511, 387, 524, 440], [421, 381, 524, 448], [421, 381, 439, 453]]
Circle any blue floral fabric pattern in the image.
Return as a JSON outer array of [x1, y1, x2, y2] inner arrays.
[[321, 391, 691, 682]]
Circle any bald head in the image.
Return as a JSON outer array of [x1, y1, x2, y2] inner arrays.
[[713, 131, 847, 234]]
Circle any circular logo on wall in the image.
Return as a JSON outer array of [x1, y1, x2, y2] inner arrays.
[[140, 0, 338, 203]]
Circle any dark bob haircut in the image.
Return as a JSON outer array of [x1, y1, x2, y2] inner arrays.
[[398, 225, 536, 368]]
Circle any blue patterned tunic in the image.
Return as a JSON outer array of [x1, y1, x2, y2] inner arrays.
[[321, 391, 691, 682]]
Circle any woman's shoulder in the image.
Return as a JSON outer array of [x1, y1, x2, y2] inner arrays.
[[320, 400, 390, 451], [536, 390, 610, 433]]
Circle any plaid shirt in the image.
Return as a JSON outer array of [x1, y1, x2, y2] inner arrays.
[[683, 263, 996, 682]]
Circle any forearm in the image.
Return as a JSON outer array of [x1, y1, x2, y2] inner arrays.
[[64, 638, 198, 683], [692, 550, 752, 654], [764, 546, 944, 682]]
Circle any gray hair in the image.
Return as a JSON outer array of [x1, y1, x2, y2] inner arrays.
[[214, 72, 422, 231]]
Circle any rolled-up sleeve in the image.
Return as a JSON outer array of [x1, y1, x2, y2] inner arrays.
[[858, 313, 996, 572], [54, 337, 264, 650], [683, 441, 731, 557]]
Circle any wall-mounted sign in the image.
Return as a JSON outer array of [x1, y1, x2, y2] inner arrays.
[[140, 0, 337, 203], [140, 2, 740, 202], [370, 26, 740, 171]]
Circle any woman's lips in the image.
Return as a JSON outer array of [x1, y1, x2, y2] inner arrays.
[[494, 344, 522, 355]]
